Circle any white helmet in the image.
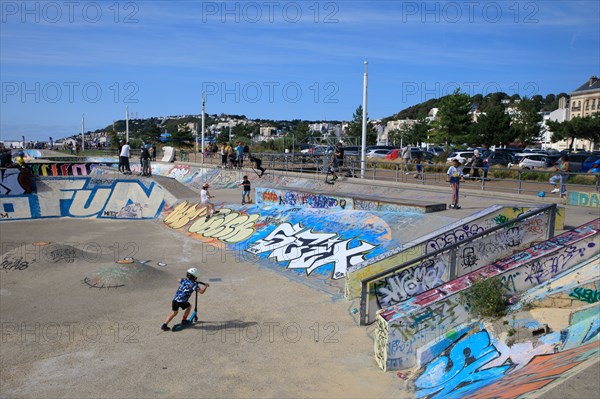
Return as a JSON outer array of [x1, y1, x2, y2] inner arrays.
[[187, 268, 200, 279]]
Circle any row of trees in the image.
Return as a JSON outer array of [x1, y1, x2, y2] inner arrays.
[[386, 90, 599, 149]]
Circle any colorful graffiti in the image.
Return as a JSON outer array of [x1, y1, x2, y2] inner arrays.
[[415, 322, 600, 399], [569, 287, 600, 304], [0, 168, 30, 196], [246, 222, 376, 279], [376, 259, 445, 307], [163, 202, 405, 282], [415, 330, 511, 398], [568, 192, 600, 208], [256, 187, 350, 210], [345, 205, 562, 302], [27, 163, 116, 177], [163, 201, 259, 243], [363, 213, 551, 324], [0, 178, 164, 220], [375, 220, 600, 371]]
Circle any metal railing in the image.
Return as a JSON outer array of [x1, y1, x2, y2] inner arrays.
[[25, 150, 600, 196], [194, 152, 599, 196], [358, 203, 558, 325]]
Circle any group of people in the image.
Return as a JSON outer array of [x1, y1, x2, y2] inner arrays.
[[118, 141, 157, 176], [218, 142, 265, 176]]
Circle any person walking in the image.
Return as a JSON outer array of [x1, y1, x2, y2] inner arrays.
[[402, 145, 411, 174]]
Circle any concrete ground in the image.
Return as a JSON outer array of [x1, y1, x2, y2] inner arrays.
[[1, 176, 598, 398]]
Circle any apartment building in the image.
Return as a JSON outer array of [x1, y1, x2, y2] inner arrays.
[[570, 76, 600, 118]]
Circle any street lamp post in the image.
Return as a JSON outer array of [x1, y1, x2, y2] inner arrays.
[[360, 60, 368, 179]]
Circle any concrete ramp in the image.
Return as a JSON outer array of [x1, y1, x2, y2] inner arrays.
[[162, 200, 455, 298], [374, 218, 600, 372]]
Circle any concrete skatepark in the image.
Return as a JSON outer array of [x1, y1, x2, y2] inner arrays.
[[1, 154, 599, 398]]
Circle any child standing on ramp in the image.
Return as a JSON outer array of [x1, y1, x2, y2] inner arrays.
[[446, 158, 465, 209], [239, 175, 252, 205], [201, 183, 219, 221], [161, 268, 209, 331]]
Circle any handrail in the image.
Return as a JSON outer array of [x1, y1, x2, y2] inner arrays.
[[358, 202, 557, 325]]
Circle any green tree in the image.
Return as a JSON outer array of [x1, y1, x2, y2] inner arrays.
[[549, 112, 600, 150], [291, 122, 315, 146], [470, 105, 512, 146], [430, 89, 472, 146], [169, 125, 194, 147], [509, 97, 542, 146], [347, 105, 378, 146]]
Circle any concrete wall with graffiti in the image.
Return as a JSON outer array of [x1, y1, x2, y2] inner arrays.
[[568, 191, 600, 208], [0, 177, 165, 220], [374, 219, 599, 371], [361, 210, 555, 325], [254, 186, 442, 213], [162, 200, 426, 296], [345, 205, 563, 302], [256, 187, 353, 210], [411, 304, 599, 399]]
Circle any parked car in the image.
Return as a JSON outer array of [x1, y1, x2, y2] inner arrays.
[[343, 146, 362, 156], [412, 149, 435, 161], [366, 145, 396, 152], [565, 152, 591, 173], [366, 149, 392, 158], [300, 145, 334, 155], [427, 146, 445, 156], [512, 153, 548, 169], [582, 155, 600, 173], [446, 151, 474, 164], [485, 151, 515, 166]]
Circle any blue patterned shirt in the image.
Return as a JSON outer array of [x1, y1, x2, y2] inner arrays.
[[173, 278, 199, 302]]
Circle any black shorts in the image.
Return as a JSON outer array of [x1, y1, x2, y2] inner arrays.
[[172, 300, 191, 311]]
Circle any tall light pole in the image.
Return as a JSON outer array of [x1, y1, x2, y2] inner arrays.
[[201, 91, 206, 165], [360, 61, 368, 179], [81, 113, 85, 151], [125, 106, 129, 143]]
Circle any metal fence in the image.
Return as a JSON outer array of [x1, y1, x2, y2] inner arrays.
[[198, 152, 600, 197], [44, 149, 600, 196]]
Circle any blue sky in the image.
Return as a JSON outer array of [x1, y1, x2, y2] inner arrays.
[[1, 0, 599, 141]]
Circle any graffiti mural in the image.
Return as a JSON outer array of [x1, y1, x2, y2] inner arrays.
[[164, 201, 407, 283], [246, 222, 376, 279], [375, 220, 600, 371], [568, 192, 600, 208], [569, 287, 600, 304], [362, 213, 552, 324], [415, 323, 600, 399], [0, 168, 29, 196], [376, 258, 446, 307], [163, 201, 259, 243], [414, 330, 511, 398], [345, 205, 560, 302], [256, 187, 351, 210], [0, 178, 164, 220]]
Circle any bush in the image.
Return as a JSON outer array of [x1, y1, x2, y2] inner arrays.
[[459, 277, 508, 319]]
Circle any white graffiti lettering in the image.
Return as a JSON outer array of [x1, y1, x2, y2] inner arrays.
[[246, 222, 376, 279]]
